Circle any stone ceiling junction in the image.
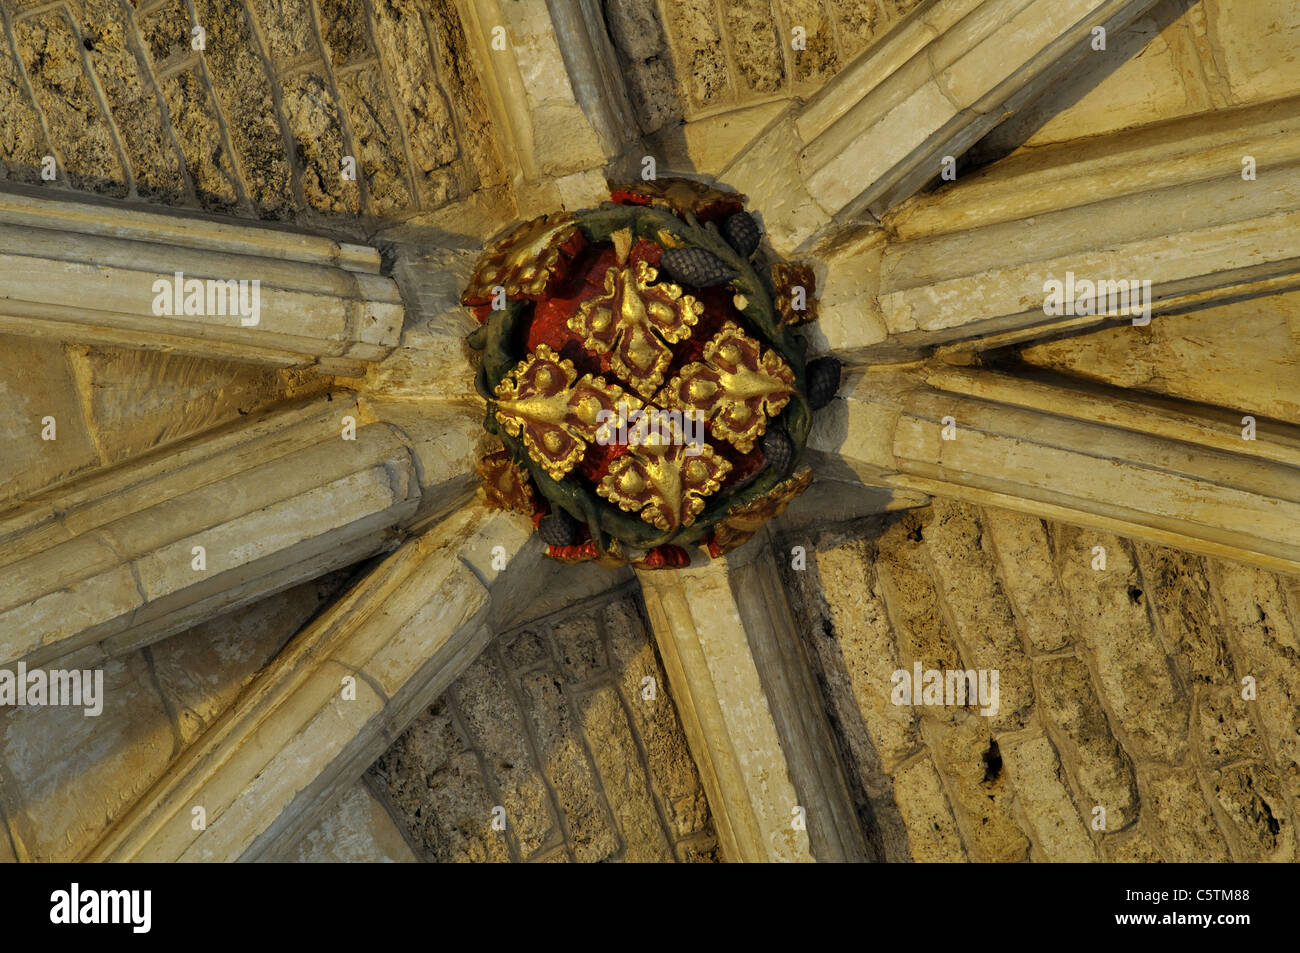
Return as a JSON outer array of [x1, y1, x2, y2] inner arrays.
[[0, 0, 1297, 864]]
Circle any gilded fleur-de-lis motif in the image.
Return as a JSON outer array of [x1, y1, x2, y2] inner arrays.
[[658, 322, 795, 453], [598, 438, 731, 533], [568, 258, 704, 398], [493, 345, 638, 481]]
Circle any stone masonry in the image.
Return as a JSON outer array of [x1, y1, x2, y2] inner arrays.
[[0, 0, 503, 221], [783, 499, 1300, 862], [1, 0, 1298, 865], [370, 586, 718, 862]]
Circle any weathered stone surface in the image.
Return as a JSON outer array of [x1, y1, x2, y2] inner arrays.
[[1104, 827, 1165, 862], [578, 685, 675, 861], [1054, 527, 1189, 764], [373, 592, 714, 862], [603, 597, 712, 842], [722, 0, 786, 95], [158, 68, 241, 210], [318, 0, 372, 65], [191, 0, 294, 214], [552, 613, 607, 684], [0, 653, 173, 861], [782, 0, 836, 85], [370, 0, 461, 204], [799, 531, 920, 769], [77, 0, 186, 200], [1141, 766, 1231, 861], [662, 0, 732, 109], [924, 716, 1028, 862], [449, 651, 560, 859], [890, 754, 966, 862], [338, 68, 414, 214], [375, 714, 508, 862], [0, 18, 49, 183], [280, 72, 358, 214], [1035, 655, 1139, 828], [1000, 733, 1096, 861], [287, 782, 419, 863], [923, 499, 1033, 730], [1209, 763, 1295, 862], [518, 668, 620, 862], [1212, 561, 1300, 804], [874, 513, 966, 699], [0, 336, 100, 504], [15, 11, 125, 195]]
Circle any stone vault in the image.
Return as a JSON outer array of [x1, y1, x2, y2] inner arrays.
[[0, 0, 1297, 863]]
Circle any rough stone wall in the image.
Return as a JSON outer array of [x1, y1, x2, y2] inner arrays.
[[0, 567, 357, 861], [369, 586, 718, 862], [782, 498, 1300, 862], [0, 0, 503, 221], [604, 0, 923, 132]]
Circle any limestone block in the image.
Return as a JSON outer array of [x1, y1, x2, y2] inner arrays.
[[448, 652, 562, 858], [921, 716, 1029, 862], [578, 685, 675, 861], [1034, 656, 1139, 827], [1000, 733, 1097, 861], [922, 498, 1034, 732], [1140, 765, 1231, 861], [979, 510, 1073, 655], [889, 753, 967, 861], [602, 598, 712, 842], [800, 536, 921, 771]]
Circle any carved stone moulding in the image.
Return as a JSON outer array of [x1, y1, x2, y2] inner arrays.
[[464, 178, 839, 568]]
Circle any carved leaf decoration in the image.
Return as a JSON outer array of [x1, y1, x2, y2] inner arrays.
[[710, 467, 813, 554], [493, 345, 638, 481], [658, 321, 795, 453], [477, 449, 536, 513], [598, 437, 731, 533], [462, 213, 579, 305], [568, 259, 704, 398], [611, 177, 745, 218], [771, 262, 818, 325]]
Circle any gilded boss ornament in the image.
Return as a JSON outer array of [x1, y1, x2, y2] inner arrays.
[[463, 178, 840, 568]]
